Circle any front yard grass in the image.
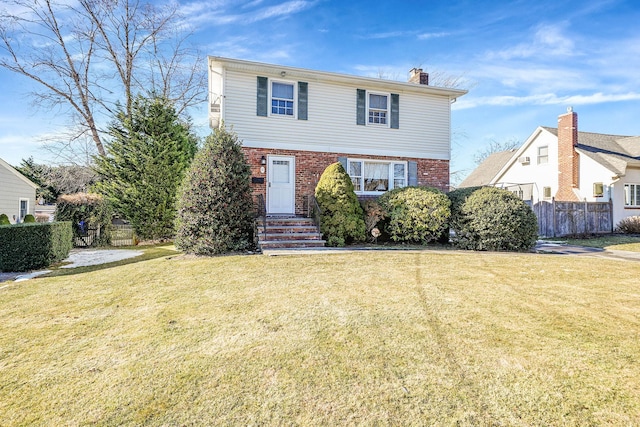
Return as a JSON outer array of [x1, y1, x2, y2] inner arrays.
[[1, 250, 639, 425]]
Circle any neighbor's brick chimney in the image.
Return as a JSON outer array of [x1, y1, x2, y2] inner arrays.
[[409, 68, 429, 85], [555, 107, 580, 201]]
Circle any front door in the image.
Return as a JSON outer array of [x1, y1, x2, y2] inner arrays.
[[267, 155, 295, 214]]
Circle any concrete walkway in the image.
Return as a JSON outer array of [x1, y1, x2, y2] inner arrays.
[[0, 248, 143, 284]]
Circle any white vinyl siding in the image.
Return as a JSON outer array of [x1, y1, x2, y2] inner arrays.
[[0, 159, 37, 224], [219, 69, 452, 160]]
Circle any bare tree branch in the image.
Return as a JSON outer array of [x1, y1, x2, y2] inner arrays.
[[0, 0, 205, 160]]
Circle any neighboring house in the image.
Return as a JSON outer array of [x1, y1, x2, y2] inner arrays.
[[460, 108, 640, 226], [0, 157, 38, 223], [208, 57, 467, 215]]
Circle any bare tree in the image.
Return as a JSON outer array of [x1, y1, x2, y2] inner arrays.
[[0, 0, 205, 157], [473, 138, 521, 165]]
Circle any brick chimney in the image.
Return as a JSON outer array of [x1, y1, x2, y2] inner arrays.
[[555, 107, 580, 201], [409, 68, 429, 85]]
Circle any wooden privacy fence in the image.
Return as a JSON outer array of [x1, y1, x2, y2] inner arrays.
[[531, 198, 613, 238]]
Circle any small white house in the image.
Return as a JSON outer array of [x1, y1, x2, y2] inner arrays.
[[208, 57, 467, 215], [0, 157, 38, 223], [461, 109, 640, 227]]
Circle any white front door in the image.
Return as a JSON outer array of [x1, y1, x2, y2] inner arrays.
[[267, 155, 295, 214]]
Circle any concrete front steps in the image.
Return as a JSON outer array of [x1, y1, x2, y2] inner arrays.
[[256, 216, 325, 250]]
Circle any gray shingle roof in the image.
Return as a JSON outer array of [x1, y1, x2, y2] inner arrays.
[[542, 126, 640, 175], [459, 149, 516, 188]]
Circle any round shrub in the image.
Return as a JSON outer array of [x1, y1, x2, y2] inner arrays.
[[616, 216, 640, 234], [0, 214, 9, 225], [453, 187, 538, 251], [23, 214, 36, 223], [315, 162, 365, 247], [447, 186, 482, 234], [378, 186, 450, 244]]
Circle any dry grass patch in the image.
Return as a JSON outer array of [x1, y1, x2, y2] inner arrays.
[[1, 251, 639, 425]]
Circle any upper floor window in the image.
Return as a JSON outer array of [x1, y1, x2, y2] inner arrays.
[[624, 184, 640, 207], [368, 93, 388, 125], [348, 159, 406, 194], [271, 81, 294, 116], [538, 146, 549, 164], [356, 89, 399, 129], [257, 76, 308, 120]]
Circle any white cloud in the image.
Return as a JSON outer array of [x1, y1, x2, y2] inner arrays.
[[180, 0, 315, 27], [417, 32, 449, 40], [454, 92, 640, 110], [485, 23, 577, 61]]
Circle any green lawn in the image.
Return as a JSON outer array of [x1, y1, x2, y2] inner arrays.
[[1, 248, 639, 425]]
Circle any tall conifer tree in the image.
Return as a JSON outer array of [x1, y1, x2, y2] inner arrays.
[[94, 95, 198, 240]]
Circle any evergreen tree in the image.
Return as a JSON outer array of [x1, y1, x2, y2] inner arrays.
[[315, 162, 366, 247], [175, 127, 254, 255], [94, 94, 198, 240]]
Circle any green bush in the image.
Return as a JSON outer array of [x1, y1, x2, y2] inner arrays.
[[452, 187, 538, 251], [377, 186, 451, 244], [175, 127, 254, 255], [0, 214, 9, 225], [23, 214, 36, 223], [315, 162, 366, 247], [361, 199, 386, 242], [0, 222, 72, 272], [55, 193, 112, 246], [616, 216, 640, 234], [447, 186, 483, 233]]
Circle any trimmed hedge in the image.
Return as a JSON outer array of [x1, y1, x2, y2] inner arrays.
[[0, 214, 9, 225], [378, 186, 451, 244], [452, 187, 538, 251], [0, 222, 73, 272]]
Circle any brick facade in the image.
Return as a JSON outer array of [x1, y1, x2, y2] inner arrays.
[[555, 109, 580, 201], [243, 147, 449, 215]]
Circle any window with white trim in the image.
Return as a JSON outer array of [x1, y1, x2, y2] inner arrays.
[[368, 93, 388, 125], [19, 199, 28, 221], [624, 184, 640, 207], [271, 81, 294, 116], [537, 146, 549, 164], [348, 159, 406, 194], [543, 186, 552, 200]]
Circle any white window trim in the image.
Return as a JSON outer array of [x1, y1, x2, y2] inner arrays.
[[269, 79, 297, 119], [542, 186, 552, 200], [366, 91, 390, 128], [537, 146, 549, 165], [19, 198, 29, 222], [624, 183, 640, 207], [347, 158, 407, 195]]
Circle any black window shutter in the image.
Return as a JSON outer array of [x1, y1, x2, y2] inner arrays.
[[390, 93, 399, 129], [356, 89, 366, 125], [408, 161, 418, 186], [338, 157, 348, 171], [298, 81, 308, 120], [257, 76, 268, 117]]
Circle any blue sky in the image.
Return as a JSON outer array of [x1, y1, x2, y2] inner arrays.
[[1, 0, 639, 182]]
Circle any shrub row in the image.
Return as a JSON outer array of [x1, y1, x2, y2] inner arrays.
[[315, 163, 538, 252], [0, 222, 73, 272]]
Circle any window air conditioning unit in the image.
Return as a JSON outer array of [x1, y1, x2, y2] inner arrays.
[[518, 156, 530, 164]]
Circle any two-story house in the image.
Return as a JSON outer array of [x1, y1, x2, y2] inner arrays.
[[208, 57, 467, 216], [460, 108, 640, 228]]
